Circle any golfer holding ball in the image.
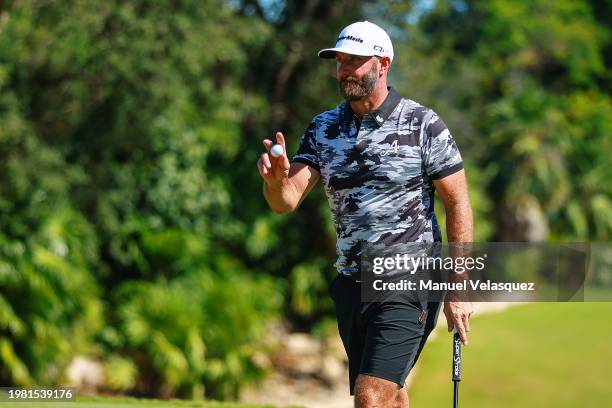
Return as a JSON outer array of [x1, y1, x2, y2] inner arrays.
[[257, 21, 474, 408]]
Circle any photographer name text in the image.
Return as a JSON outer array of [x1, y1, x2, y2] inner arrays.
[[372, 279, 535, 293]]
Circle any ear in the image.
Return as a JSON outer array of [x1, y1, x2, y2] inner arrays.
[[378, 56, 392, 76]]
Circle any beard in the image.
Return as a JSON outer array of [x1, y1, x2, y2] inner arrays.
[[338, 62, 379, 101]]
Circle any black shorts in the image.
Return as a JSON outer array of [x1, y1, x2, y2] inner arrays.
[[329, 274, 441, 395]]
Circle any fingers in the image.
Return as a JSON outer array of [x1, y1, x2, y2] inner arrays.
[[262, 139, 273, 152], [270, 133, 290, 170], [260, 152, 271, 169], [262, 132, 291, 171], [259, 133, 290, 180], [258, 154, 271, 178], [280, 151, 290, 171], [454, 319, 468, 346], [261, 139, 277, 171], [275, 132, 286, 149], [444, 301, 472, 346], [444, 309, 453, 332]]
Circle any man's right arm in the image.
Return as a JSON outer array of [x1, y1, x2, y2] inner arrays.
[[263, 163, 320, 213], [258, 132, 320, 214]]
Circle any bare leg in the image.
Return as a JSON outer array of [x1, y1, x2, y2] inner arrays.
[[354, 374, 408, 408], [394, 387, 409, 408]]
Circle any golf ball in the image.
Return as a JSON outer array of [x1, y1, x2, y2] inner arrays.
[[270, 144, 284, 158]]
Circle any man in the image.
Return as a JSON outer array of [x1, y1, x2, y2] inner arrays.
[[257, 21, 473, 407]]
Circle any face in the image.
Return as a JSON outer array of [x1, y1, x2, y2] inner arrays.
[[336, 52, 380, 101]]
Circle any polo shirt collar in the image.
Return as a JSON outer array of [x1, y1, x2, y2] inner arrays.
[[342, 87, 402, 128]]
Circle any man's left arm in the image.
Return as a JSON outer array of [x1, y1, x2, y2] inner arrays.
[[433, 169, 474, 345]]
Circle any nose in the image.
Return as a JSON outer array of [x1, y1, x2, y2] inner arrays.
[[337, 61, 354, 78]]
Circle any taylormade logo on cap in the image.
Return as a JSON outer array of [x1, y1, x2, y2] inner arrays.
[[318, 21, 394, 62]]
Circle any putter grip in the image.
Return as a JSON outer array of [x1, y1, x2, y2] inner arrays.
[[452, 331, 462, 382]]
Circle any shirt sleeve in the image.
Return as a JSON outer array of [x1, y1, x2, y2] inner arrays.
[[292, 120, 320, 172], [421, 110, 463, 180]]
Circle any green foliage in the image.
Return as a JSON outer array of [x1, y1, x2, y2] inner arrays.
[[0, 0, 282, 399], [396, 0, 611, 240], [115, 269, 281, 400], [288, 259, 335, 322], [0, 208, 103, 386], [105, 355, 138, 392]]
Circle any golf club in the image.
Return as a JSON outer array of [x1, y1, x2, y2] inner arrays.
[[452, 329, 462, 408]]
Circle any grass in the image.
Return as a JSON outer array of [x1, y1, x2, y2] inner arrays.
[[409, 302, 612, 407], [0, 395, 296, 408]]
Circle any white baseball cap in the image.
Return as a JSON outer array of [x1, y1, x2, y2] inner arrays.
[[318, 21, 394, 62]]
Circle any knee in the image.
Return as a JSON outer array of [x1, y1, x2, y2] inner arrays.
[[355, 386, 384, 408], [355, 376, 405, 408], [355, 389, 407, 408], [393, 389, 409, 408]]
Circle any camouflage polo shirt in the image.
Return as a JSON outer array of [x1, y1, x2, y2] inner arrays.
[[292, 87, 464, 275]]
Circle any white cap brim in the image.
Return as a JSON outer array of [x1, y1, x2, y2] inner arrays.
[[317, 47, 376, 59]]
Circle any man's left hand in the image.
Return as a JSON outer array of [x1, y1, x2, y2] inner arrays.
[[443, 300, 473, 346]]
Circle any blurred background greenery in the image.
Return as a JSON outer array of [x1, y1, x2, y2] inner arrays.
[[0, 0, 610, 402]]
